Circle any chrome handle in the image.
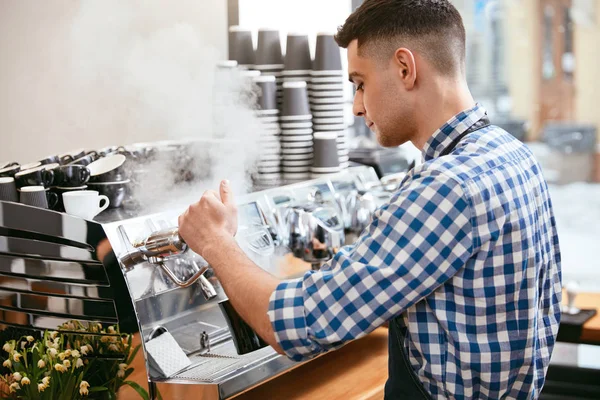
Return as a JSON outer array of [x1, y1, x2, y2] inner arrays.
[[157, 260, 212, 289]]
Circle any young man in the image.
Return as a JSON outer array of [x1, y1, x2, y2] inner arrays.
[[178, 0, 562, 398]]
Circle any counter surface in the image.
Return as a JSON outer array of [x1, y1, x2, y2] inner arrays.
[[118, 328, 389, 400], [118, 292, 600, 399]]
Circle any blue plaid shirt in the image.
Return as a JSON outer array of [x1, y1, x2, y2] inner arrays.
[[268, 104, 562, 399]]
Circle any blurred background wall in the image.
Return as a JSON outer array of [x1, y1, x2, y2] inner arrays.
[[0, 0, 228, 163]]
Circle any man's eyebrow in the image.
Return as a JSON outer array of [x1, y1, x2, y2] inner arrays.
[[348, 71, 364, 83]]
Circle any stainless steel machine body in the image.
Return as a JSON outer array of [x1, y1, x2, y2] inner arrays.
[[0, 165, 393, 399]]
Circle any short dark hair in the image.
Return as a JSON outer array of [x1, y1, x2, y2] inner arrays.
[[335, 0, 466, 76]]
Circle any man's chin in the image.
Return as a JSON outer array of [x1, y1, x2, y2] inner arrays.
[[376, 132, 407, 148]]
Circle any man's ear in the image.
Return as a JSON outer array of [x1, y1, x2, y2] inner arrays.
[[393, 48, 417, 90]]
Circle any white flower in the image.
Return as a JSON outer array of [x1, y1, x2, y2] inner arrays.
[[12, 353, 21, 362], [80, 381, 90, 396], [38, 383, 46, 392], [49, 331, 58, 339], [117, 369, 125, 378], [54, 363, 66, 373], [45, 340, 53, 348], [108, 326, 116, 334], [20, 341, 27, 350], [26, 336, 34, 343], [76, 358, 84, 369], [21, 377, 30, 385], [64, 349, 71, 357], [42, 376, 50, 386], [13, 372, 22, 381], [38, 359, 46, 368], [3, 342, 13, 353], [80, 346, 88, 355], [63, 359, 71, 368], [48, 348, 57, 358], [71, 350, 80, 358], [9, 382, 20, 393], [119, 363, 128, 370], [108, 344, 119, 352], [86, 344, 93, 353], [58, 352, 66, 360], [2, 359, 11, 368]]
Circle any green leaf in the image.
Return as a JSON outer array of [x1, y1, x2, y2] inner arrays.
[[123, 381, 149, 400], [126, 344, 141, 366], [122, 367, 134, 381], [89, 386, 109, 392]]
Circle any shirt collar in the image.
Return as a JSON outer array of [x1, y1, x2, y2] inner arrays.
[[422, 103, 488, 161]]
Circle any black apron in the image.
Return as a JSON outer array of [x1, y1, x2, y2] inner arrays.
[[384, 115, 490, 400]]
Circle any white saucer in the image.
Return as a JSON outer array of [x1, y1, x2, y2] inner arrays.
[[313, 117, 345, 124], [312, 111, 345, 118], [310, 80, 345, 86], [281, 147, 313, 155], [282, 160, 313, 167], [283, 172, 311, 179], [279, 114, 312, 121], [311, 166, 341, 173], [310, 97, 345, 104], [282, 141, 313, 148], [281, 128, 313, 135], [280, 122, 313, 129], [313, 124, 346, 131], [310, 104, 345, 111], [281, 135, 313, 142]]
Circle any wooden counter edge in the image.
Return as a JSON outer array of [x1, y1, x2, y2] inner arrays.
[[119, 327, 390, 400]]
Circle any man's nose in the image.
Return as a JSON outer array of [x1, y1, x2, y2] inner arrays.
[[352, 90, 365, 117]]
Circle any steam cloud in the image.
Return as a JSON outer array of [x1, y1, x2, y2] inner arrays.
[[69, 0, 264, 213]]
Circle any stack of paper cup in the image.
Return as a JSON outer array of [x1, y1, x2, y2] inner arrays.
[[311, 132, 340, 178], [228, 26, 255, 70], [282, 33, 312, 94], [281, 82, 313, 183], [255, 29, 284, 111], [310, 33, 349, 169], [252, 73, 282, 186]]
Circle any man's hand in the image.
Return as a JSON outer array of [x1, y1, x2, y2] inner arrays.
[[178, 180, 238, 259]]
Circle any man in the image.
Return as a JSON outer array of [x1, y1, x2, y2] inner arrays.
[[178, 0, 562, 398]]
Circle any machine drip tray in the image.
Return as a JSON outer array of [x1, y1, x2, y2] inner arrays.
[[170, 320, 226, 354], [173, 342, 277, 383]]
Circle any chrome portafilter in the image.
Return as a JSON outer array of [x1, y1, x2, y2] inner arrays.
[[124, 227, 216, 296], [133, 227, 188, 262]]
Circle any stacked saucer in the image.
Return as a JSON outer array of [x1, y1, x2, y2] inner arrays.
[[311, 132, 340, 178], [228, 26, 255, 70], [281, 81, 313, 183], [255, 29, 284, 111], [282, 33, 312, 95], [254, 74, 282, 186], [310, 33, 349, 169]]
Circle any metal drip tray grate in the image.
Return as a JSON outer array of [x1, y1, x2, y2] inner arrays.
[[173, 344, 277, 382], [170, 320, 224, 354]]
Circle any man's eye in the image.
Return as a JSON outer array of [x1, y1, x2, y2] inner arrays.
[[357, 83, 364, 91]]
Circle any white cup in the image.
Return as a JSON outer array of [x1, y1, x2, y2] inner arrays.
[[62, 190, 109, 220]]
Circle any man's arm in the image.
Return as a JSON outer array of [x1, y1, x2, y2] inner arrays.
[[203, 235, 285, 354], [178, 181, 284, 353], [180, 171, 475, 361]]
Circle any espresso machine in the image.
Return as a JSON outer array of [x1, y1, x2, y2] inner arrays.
[[0, 164, 392, 399]]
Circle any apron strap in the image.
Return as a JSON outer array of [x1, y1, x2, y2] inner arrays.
[[439, 116, 491, 157]]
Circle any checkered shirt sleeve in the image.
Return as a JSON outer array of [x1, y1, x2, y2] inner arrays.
[[267, 170, 474, 361]]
